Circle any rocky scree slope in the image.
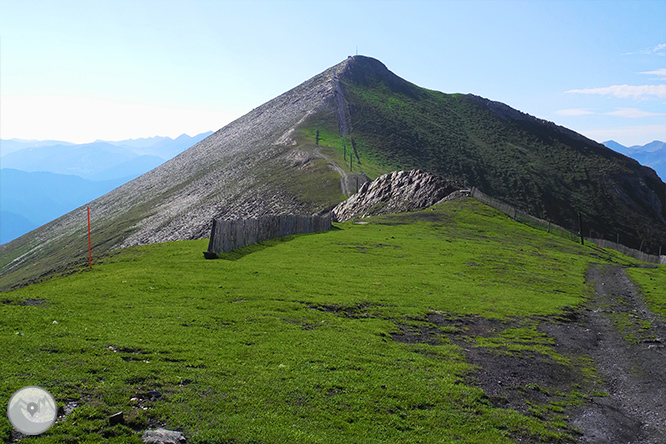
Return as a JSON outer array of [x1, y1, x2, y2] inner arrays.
[[0, 58, 360, 291], [333, 169, 461, 222]]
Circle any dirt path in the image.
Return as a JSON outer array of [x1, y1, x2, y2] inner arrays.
[[327, 157, 351, 196], [544, 264, 666, 443], [314, 147, 366, 196], [390, 261, 666, 442]]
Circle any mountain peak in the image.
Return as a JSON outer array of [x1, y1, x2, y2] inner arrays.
[[335, 55, 409, 91], [2, 56, 665, 292]]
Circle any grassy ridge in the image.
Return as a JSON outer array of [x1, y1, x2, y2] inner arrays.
[[0, 199, 641, 443], [339, 62, 666, 252]]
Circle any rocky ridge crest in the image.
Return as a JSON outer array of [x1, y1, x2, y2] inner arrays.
[[333, 169, 461, 222]]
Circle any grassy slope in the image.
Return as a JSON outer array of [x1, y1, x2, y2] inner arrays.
[[627, 266, 666, 321], [300, 126, 391, 182], [0, 199, 643, 443], [341, 75, 666, 253]]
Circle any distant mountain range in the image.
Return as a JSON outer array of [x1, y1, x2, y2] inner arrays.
[[0, 132, 212, 244], [603, 140, 666, 181], [1, 132, 213, 180], [0, 170, 127, 244]]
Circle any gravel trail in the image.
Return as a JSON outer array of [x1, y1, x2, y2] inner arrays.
[[545, 264, 666, 443]]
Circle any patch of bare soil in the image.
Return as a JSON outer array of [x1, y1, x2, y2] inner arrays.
[[543, 264, 666, 443], [392, 264, 666, 443], [397, 314, 584, 440]]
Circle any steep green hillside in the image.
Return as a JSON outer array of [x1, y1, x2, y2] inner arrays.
[[2, 55, 664, 294], [338, 57, 666, 253], [0, 198, 647, 443]]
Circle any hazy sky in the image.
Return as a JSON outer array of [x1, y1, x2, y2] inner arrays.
[[1, 0, 665, 146]]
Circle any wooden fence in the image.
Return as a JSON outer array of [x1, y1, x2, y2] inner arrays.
[[470, 187, 666, 265], [205, 214, 332, 258]]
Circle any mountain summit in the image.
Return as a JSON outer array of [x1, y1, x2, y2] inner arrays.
[[1, 56, 665, 290]]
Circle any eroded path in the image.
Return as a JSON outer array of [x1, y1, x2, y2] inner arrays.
[[544, 264, 666, 443], [360, 260, 666, 442], [314, 146, 366, 197]]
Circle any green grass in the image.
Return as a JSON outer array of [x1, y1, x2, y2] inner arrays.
[[0, 199, 642, 443], [339, 65, 666, 253], [474, 325, 570, 365], [300, 126, 391, 181], [264, 154, 346, 209], [626, 265, 666, 321]]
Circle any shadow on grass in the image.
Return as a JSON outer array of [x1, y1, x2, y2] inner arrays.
[[207, 228, 340, 261]]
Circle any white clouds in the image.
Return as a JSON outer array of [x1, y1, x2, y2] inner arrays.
[[555, 108, 595, 116], [606, 108, 665, 118], [566, 84, 666, 100], [646, 43, 666, 56], [640, 68, 666, 79], [629, 43, 666, 56]]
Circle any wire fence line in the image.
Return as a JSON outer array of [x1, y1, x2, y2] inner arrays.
[[470, 187, 666, 265], [205, 214, 332, 257]]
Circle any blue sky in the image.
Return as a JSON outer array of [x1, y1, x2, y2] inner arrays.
[[1, 0, 665, 146]]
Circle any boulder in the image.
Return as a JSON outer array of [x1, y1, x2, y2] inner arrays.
[[333, 170, 461, 222], [142, 428, 186, 444]]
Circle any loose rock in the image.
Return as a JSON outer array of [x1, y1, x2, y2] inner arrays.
[[332, 169, 461, 221], [108, 411, 124, 426], [142, 428, 186, 444]]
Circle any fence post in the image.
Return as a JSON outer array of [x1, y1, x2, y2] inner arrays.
[[207, 219, 217, 252], [578, 212, 584, 245]]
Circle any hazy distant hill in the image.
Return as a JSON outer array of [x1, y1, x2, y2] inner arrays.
[[105, 133, 214, 159], [0, 132, 212, 180], [603, 140, 666, 181], [1, 142, 136, 178], [1, 56, 665, 291], [0, 139, 76, 156], [0, 169, 127, 243], [0, 211, 38, 245], [0, 132, 212, 244]]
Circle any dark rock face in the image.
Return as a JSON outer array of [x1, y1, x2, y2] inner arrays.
[[333, 170, 460, 221]]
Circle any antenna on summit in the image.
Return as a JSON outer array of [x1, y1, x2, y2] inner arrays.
[[356, 46, 358, 56]]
